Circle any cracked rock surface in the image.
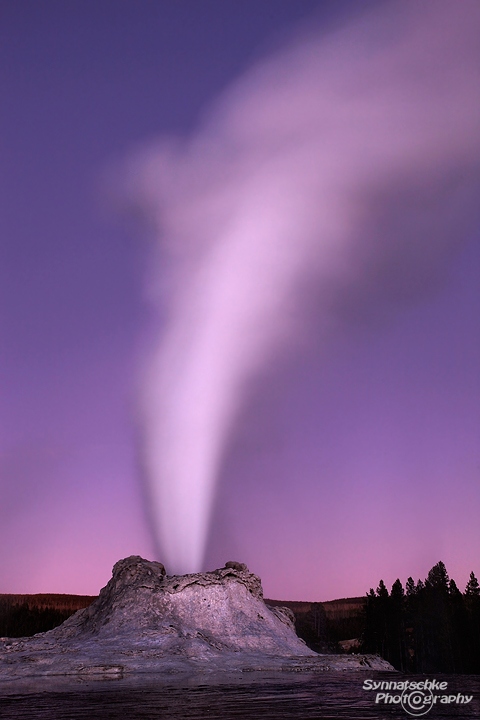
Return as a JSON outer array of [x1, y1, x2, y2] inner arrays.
[[0, 556, 393, 681]]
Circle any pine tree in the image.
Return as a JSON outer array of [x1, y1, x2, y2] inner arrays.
[[449, 579, 462, 598], [377, 580, 389, 598], [389, 579, 406, 670], [391, 579, 405, 599], [362, 589, 378, 654], [375, 580, 389, 658], [448, 579, 468, 672], [426, 561, 449, 593], [465, 572, 480, 596], [423, 562, 453, 671], [464, 572, 480, 672], [406, 577, 416, 597], [404, 577, 418, 671]]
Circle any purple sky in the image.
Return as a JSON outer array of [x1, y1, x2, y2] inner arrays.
[[1, 0, 479, 601]]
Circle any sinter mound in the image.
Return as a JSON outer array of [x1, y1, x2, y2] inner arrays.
[[54, 556, 309, 655], [0, 556, 393, 679]]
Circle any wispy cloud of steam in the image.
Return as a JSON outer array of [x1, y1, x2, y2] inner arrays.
[[129, 0, 480, 574]]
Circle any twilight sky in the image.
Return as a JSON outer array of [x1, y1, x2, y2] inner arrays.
[[1, 0, 479, 601]]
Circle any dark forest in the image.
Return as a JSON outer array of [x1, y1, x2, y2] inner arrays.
[[361, 562, 480, 673]]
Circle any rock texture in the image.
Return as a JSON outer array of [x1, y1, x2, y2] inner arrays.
[[0, 557, 393, 682]]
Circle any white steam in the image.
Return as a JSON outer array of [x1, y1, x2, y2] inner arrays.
[[131, 0, 480, 574]]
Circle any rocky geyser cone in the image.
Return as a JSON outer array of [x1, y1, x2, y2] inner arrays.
[[0, 557, 396, 680], [53, 556, 313, 657]]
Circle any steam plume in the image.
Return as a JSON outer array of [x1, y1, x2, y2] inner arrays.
[[131, 0, 480, 574]]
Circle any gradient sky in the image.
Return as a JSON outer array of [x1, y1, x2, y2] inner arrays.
[[1, 0, 479, 601]]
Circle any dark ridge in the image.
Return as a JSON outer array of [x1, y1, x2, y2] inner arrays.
[[265, 598, 366, 653], [0, 594, 96, 638]]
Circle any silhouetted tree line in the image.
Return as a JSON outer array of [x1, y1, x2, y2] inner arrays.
[[361, 562, 480, 673], [0, 599, 73, 638]]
